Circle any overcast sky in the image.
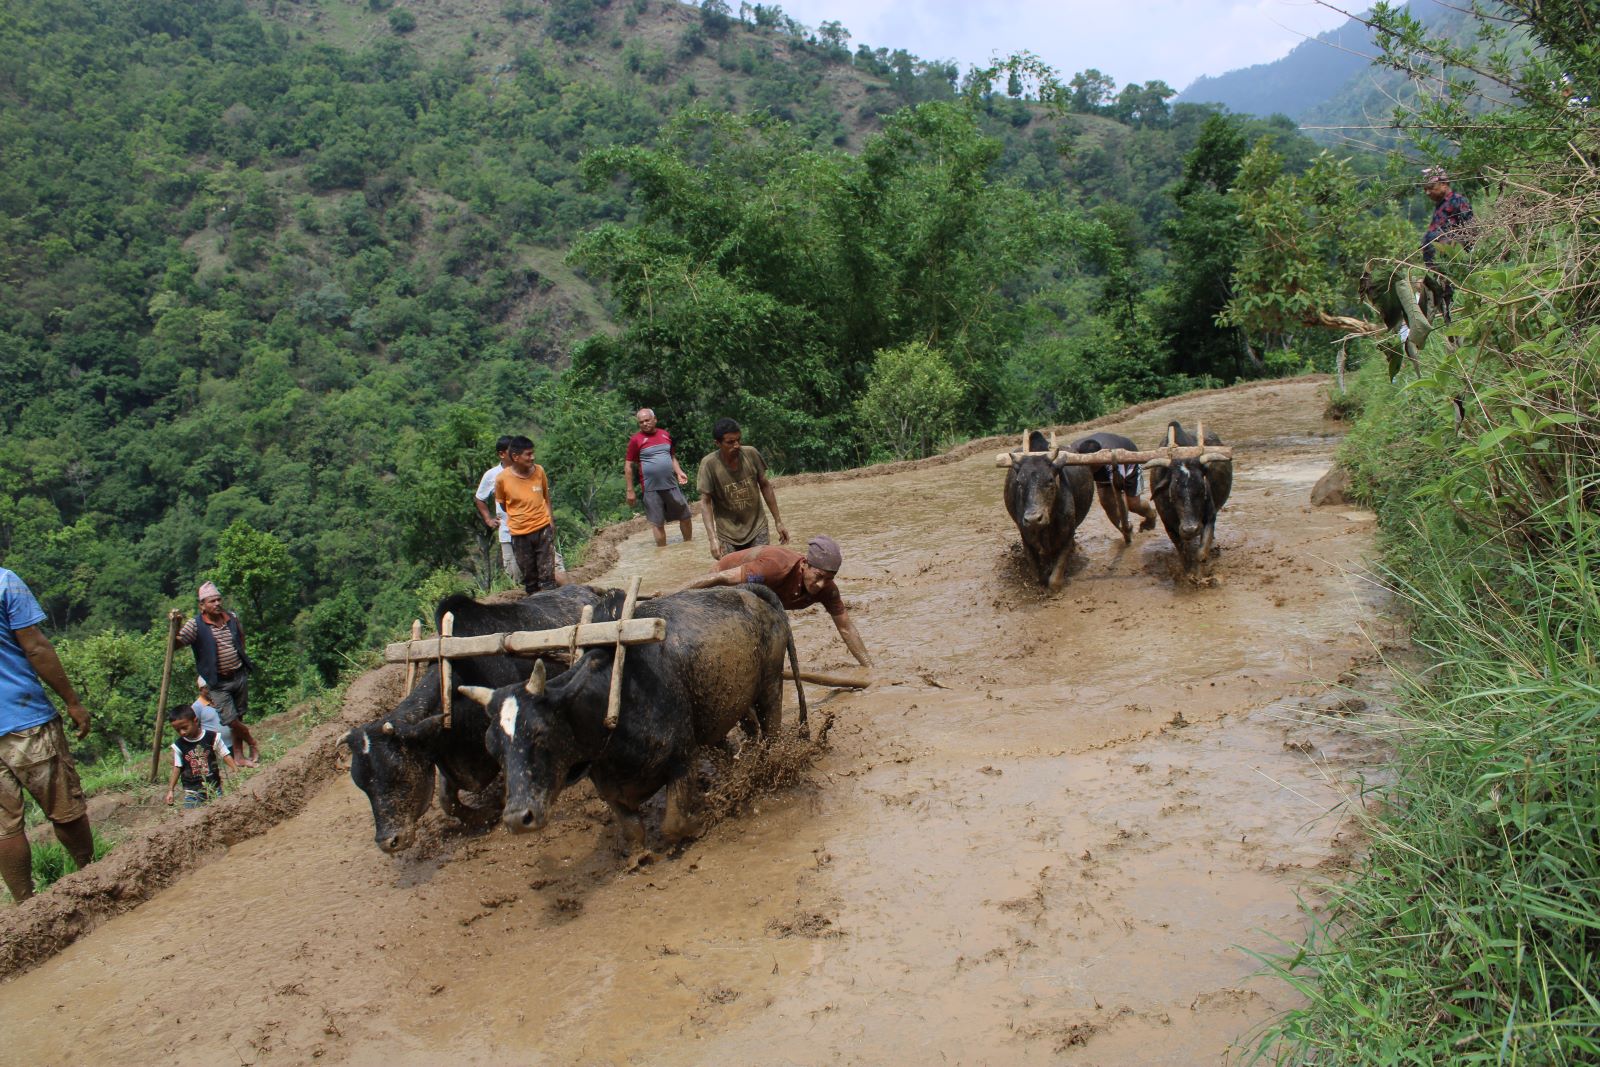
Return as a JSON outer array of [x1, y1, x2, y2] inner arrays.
[[768, 0, 1356, 92]]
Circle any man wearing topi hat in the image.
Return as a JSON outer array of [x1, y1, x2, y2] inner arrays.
[[172, 582, 259, 765], [669, 535, 873, 669]]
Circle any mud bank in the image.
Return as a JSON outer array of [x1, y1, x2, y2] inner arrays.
[[3, 378, 1401, 1066]]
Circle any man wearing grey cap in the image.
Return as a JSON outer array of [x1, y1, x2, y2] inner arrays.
[[669, 535, 873, 668]]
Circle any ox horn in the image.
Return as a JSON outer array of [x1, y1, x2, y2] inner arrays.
[[1199, 451, 1229, 465], [457, 685, 495, 707], [1144, 456, 1172, 470], [997, 452, 1016, 468], [524, 659, 547, 697], [381, 721, 396, 735]]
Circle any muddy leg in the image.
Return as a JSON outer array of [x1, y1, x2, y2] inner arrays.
[[661, 768, 704, 843], [1046, 547, 1072, 591], [755, 674, 783, 739], [1096, 485, 1131, 543], [1127, 492, 1157, 532], [599, 793, 647, 854]]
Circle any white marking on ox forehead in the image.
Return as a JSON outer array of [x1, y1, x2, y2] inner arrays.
[[360, 731, 371, 755], [499, 696, 519, 740]]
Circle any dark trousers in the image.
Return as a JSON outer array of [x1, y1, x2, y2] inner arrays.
[[512, 525, 557, 593]]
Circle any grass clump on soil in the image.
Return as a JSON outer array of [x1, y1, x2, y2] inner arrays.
[[29, 830, 116, 894], [1255, 212, 1600, 1061]]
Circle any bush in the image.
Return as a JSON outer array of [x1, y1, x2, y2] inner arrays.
[[387, 9, 416, 33], [854, 342, 966, 461]]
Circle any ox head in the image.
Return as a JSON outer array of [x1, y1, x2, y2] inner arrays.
[[344, 713, 444, 853], [459, 658, 597, 835], [1004, 430, 1068, 529]]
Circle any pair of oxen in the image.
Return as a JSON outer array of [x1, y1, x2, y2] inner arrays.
[[342, 585, 806, 854], [1003, 420, 1234, 588]]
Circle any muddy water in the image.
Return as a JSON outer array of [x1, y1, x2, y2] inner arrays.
[[3, 380, 1400, 1065]]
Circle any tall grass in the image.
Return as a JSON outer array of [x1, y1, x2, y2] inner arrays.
[[1256, 261, 1600, 1060]]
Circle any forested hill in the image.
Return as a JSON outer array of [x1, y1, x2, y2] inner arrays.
[[2, 0, 1342, 743]]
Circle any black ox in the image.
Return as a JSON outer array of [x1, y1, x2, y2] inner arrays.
[[1004, 430, 1095, 590], [343, 586, 624, 853], [1145, 420, 1233, 582], [458, 585, 805, 852]]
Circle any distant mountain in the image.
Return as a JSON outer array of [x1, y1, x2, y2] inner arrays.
[[1177, 14, 1377, 121], [1177, 2, 1505, 143]]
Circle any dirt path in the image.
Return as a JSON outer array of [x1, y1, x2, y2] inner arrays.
[[3, 379, 1400, 1065]]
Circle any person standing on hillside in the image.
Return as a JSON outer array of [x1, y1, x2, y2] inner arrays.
[[696, 418, 789, 560], [625, 408, 694, 548], [669, 536, 873, 668], [1421, 166, 1473, 267], [475, 434, 522, 586], [172, 582, 260, 766], [495, 436, 559, 593], [0, 566, 96, 904]]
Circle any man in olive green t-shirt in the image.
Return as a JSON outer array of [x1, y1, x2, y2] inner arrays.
[[695, 417, 790, 559]]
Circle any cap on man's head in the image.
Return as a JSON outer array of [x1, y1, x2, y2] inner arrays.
[[1422, 166, 1450, 184], [806, 535, 843, 573], [198, 581, 221, 602]]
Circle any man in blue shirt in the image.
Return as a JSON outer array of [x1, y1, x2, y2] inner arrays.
[[0, 568, 95, 903]]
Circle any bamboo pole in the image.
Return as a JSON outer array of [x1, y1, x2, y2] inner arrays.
[[403, 619, 422, 696], [439, 612, 454, 729], [605, 576, 643, 730], [149, 611, 181, 783], [381, 617, 667, 664], [783, 669, 872, 690]]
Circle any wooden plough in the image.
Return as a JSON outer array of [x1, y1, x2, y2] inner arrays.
[[994, 423, 1233, 469], [384, 577, 657, 730]]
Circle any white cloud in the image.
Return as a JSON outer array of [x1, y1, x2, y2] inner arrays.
[[766, 0, 1353, 89]]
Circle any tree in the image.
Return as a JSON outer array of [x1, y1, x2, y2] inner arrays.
[[1068, 69, 1117, 113], [855, 342, 967, 460]]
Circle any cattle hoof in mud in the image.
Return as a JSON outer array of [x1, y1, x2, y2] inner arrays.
[[437, 771, 504, 830]]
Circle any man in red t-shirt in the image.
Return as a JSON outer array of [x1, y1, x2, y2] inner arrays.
[[670, 535, 872, 668], [624, 408, 693, 547]]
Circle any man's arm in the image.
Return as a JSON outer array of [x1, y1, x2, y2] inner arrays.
[[830, 610, 873, 669], [757, 476, 790, 545], [624, 459, 638, 505], [475, 496, 499, 530], [667, 569, 745, 597], [700, 497, 724, 559], [15, 625, 89, 739]]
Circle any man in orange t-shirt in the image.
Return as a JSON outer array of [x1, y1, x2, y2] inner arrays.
[[669, 536, 872, 668], [494, 436, 558, 593]]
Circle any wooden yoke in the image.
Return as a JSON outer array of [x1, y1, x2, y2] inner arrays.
[[995, 420, 1232, 468], [605, 576, 642, 730], [439, 611, 455, 728], [381, 617, 666, 662]]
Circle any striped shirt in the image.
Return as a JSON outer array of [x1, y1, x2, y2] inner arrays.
[[178, 616, 243, 677]]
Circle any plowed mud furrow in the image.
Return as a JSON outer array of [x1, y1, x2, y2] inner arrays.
[[3, 378, 1399, 1065]]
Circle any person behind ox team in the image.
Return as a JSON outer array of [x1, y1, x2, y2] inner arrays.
[[695, 418, 789, 560], [1, 566, 96, 904], [475, 434, 522, 585], [495, 436, 559, 594], [625, 408, 694, 548], [172, 582, 260, 765], [669, 536, 873, 668]]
